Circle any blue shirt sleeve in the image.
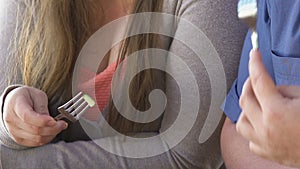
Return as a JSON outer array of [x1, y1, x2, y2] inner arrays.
[[222, 0, 300, 123], [222, 31, 252, 123], [221, 79, 241, 123]]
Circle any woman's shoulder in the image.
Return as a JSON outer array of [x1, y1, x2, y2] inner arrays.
[[163, 0, 240, 22], [0, 0, 20, 60]]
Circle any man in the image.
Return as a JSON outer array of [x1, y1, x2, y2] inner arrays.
[[221, 0, 300, 168]]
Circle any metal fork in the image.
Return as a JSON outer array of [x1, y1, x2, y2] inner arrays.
[[238, 0, 258, 49], [54, 92, 95, 123]]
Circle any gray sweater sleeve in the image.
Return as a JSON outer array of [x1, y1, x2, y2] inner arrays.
[[0, 85, 27, 150], [0, 0, 28, 150], [0, 0, 247, 168]]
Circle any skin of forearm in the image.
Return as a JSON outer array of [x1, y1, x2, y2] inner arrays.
[[220, 118, 296, 169]]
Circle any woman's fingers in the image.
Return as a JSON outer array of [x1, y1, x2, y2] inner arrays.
[[28, 87, 50, 115], [7, 117, 67, 136], [14, 94, 54, 127], [37, 120, 68, 136], [12, 134, 56, 147], [3, 86, 67, 147], [8, 121, 67, 146], [10, 127, 46, 144]]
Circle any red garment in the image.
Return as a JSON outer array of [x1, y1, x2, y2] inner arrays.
[[78, 62, 117, 119]]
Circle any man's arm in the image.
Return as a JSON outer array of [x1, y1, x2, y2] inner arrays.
[[221, 118, 297, 169]]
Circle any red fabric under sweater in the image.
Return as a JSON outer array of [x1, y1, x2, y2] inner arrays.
[[78, 62, 117, 119]]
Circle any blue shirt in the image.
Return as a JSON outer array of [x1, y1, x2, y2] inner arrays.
[[222, 0, 300, 122]]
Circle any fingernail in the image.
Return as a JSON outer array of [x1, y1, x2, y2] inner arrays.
[[47, 120, 56, 126]]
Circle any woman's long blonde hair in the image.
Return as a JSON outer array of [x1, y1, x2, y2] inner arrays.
[[8, 0, 164, 133]]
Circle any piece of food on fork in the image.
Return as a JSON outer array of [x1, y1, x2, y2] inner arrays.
[[54, 92, 95, 123], [238, 0, 258, 49]]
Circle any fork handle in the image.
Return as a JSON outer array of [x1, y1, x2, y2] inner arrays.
[[55, 108, 77, 123], [54, 114, 64, 121]]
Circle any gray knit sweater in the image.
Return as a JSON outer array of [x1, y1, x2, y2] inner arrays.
[[0, 0, 246, 168]]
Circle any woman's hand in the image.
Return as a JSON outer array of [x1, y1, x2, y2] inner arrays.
[[3, 86, 68, 147], [237, 50, 300, 167]]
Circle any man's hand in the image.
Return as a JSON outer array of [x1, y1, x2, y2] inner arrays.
[[3, 86, 68, 147], [237, 50, 300, 168]]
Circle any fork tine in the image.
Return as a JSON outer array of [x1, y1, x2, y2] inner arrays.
[[66, 97, 84, 112], [75, 104, 90, 120], [71, 101, 88, 116], [62, 92, 83, 109], [55, 92, 95, 123], [56, 107, 77, 122]]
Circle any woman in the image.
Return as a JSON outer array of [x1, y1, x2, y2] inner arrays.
[[0, 0, 246, 168]]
